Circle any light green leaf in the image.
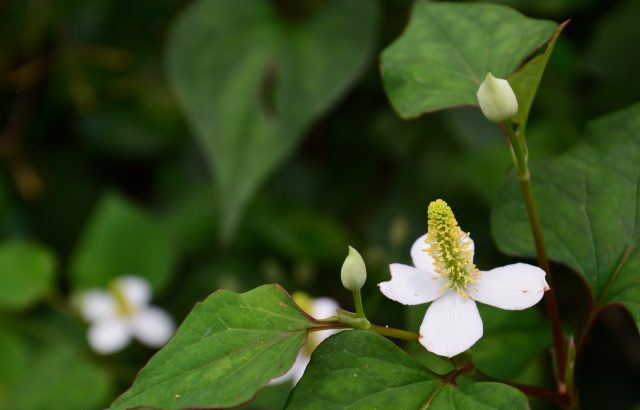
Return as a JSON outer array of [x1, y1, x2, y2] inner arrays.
[[71, 193, 176, 291], [167, 0, 378, 236], [509, 21, 567, 133], [0, 240, 55, 310], [111, 285, 314, 410], [381, 1, 556, 119], [0, 341, 111, 410], [286, 330, 528, 409], [492, 103, 640, 328]]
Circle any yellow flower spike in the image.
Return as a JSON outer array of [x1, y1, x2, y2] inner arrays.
[[426, 199, 479, 295]]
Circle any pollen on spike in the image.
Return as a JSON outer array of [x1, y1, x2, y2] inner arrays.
[[426, 199, 479, 293]]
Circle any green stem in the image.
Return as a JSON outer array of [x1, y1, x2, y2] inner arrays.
[[311, 321, 418, 342], [501, 121, 567, 390], [369, 324, 419, 341], [353, 289, 366, 319]]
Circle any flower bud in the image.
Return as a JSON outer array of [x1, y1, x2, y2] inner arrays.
[[476, 72, 518, 123], [340, 246, 367, 291]]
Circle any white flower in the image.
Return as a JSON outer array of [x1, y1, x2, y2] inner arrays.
[[78, 275, 175, 354], [476, 72, 519, 123], [379, 200, 548, 357], [271, 292, 340, 385]]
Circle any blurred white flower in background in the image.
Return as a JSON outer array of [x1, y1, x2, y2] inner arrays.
[[271, 292, 340, 385], [78, 275, 175, 354]]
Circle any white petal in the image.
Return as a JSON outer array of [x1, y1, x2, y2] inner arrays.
[[130, 307, 175, 348], [410, 234, 436, 272], [419, 292, 483, 357], [410, 233, 474, 272], [310, 297, 340, 319], [270, 353, 308, 385], [88, 319, 131, 354], [379, 263, 445, 305], [79, 290, 117, 322], [115, 276, 151, 309], [291, 355, 310, 385], [470, 263, 548, 310]]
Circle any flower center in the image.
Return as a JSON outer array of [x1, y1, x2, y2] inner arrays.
[[426, 199, 479, 296], [108, 280, 135, 318]]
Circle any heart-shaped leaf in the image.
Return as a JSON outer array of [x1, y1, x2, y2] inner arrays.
[[285, 330, 528, 409], [492, 103, 640, 329], [111, 285, 314, 410], [167, 0, 378, 235], [381, 1, 556, 119]]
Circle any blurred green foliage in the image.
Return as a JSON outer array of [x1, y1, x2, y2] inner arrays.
[[0, 0, 638, 409]]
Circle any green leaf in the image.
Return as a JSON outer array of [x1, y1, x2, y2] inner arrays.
[[167, 0, 378, 236], [286, 330, 529, 409], [472, 306, 551, 381], [0, 325, 27, 396], [381, 1, 556, 119], [111, 285, 314, 410], [509, 21, 567, 133], [0, 240, 55, 310], [492, 103, 640, 329], [0, 341, 111, 410], [71, 193, 176, 291]]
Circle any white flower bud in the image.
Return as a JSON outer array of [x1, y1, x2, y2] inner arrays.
[[476, 72, 518, 123], [340, 246, 367, 291]]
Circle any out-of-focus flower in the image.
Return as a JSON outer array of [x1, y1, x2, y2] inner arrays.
[[379, 200, 548, 357], [271, 292, 339, 385], [78, 275, 174, 354], [476, 72, 518, 123]]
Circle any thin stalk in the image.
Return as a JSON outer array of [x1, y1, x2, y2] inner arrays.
[[353, 289, 366, 319], [501, 121, 566, 390], [369, 324, 419, 341]]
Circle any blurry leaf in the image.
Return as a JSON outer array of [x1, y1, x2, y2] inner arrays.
[[0, 325, 27, 397], [163, 184, 219, 255], [585, 0, 640, 113], [509, 21, 567, 133], [70, 193, 176, 291], [167, 0, 379, 236], [286, 330, 528, 409], [111, 285, 314, 410], [492, 103, 640, 329], [380, 1, 556, 118], [247, 199, 348, 263], [0, 340, 111, 410], [472, 306, 551, 381], [0, 240, 55, 310]]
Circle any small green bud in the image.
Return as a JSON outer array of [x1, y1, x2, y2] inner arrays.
[[340, 246, 367, 291], [476, 72, 518, 123]]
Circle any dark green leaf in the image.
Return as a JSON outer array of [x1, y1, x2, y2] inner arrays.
[[509, 21, 567, 133], [492, 103, 640, 328], [381, 1, 556, 118], [166, 0, 378, 236], [70, 193, 176, 291], [0, 240, 55, 310], [286, 330, 528, 409], [111, 285, 314, 410], [472, 306, 551, 381]]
